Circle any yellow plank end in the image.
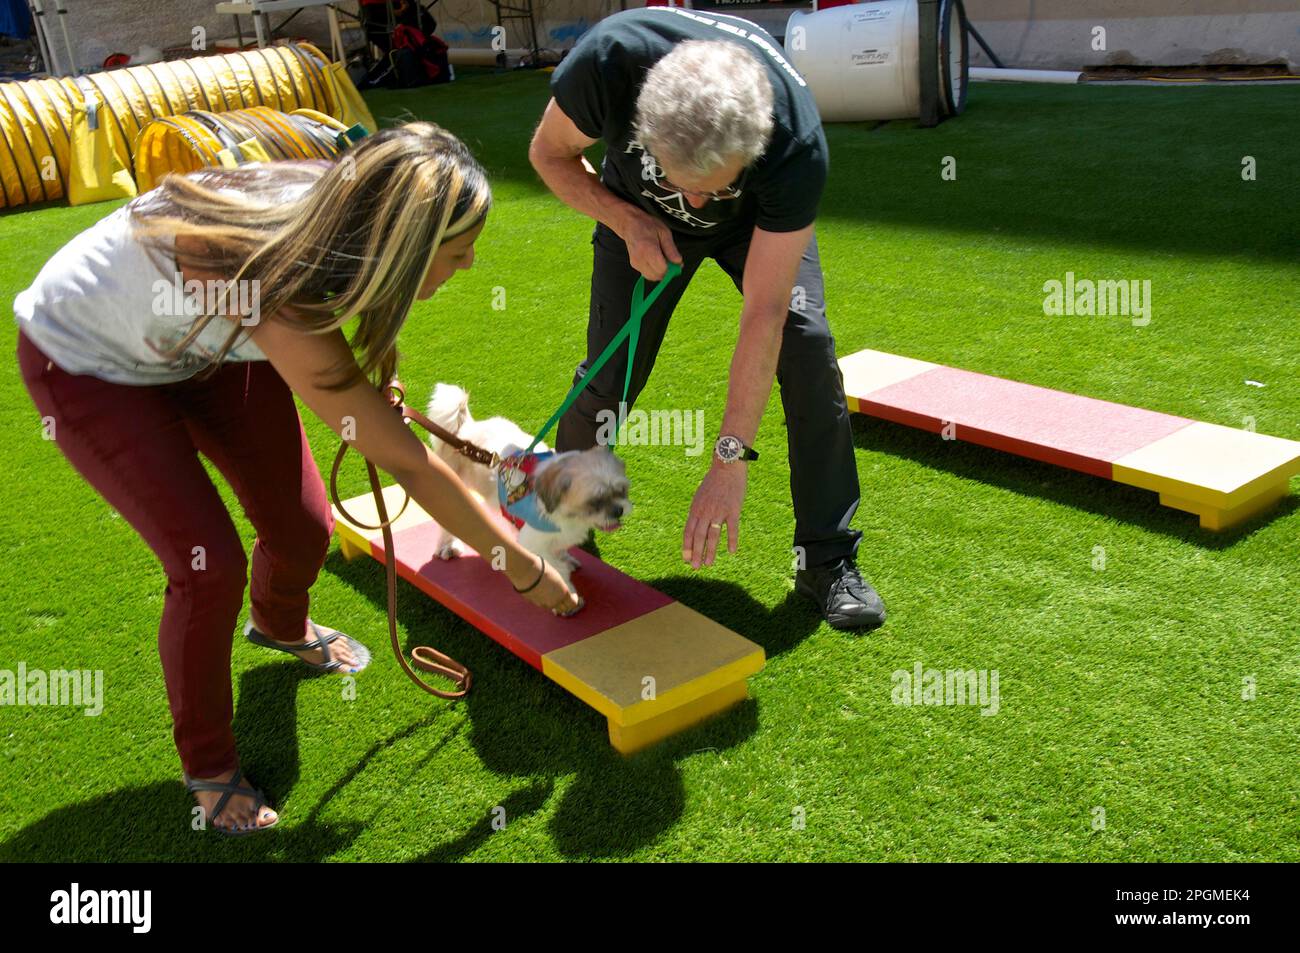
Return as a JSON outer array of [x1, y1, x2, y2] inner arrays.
[[336, 524, 370, 561], [542, 601, 765, 729], [1112, 422, 1300, 509], [1160, 481, 1291, 531], [608, 679, 750, 755]]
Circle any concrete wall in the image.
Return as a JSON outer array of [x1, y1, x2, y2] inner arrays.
[[51, 0, 627, 72], [57, 0, 337, 71], [962, 0, 1300, 71], [50, 1, 1300, 75], [435, 0, 624, 50]]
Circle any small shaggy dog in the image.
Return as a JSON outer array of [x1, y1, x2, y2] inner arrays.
[[425, 383, 632, 590]]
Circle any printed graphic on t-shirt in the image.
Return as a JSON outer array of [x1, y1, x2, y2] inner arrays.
[[143, 320, 259, 372], [624, 137, 743, 229], [142, 327, 205, 370]]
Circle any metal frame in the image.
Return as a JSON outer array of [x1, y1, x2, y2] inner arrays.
[[27, 0, 76, 76], [489, 0, 540, 67], [214, 1, 346, 60]]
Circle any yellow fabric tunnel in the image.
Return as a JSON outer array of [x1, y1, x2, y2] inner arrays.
[[67, 78, 138, 206], [134, 106, 349, 192], [0, 43, 375, 210]]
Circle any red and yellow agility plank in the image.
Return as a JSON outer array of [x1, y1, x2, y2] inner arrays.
[[332, 486, 765, 753], [839, 349, 1300, 530]]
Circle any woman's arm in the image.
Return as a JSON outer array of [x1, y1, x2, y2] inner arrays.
[[249, 314, 579, 612]]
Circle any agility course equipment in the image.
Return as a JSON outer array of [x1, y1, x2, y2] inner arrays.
[[839, 349, 1300, 530], [133, 106, 350, 192], [323, 271, 752, 752], [0, 42, 373, 209], [331, 485, 766, 754]]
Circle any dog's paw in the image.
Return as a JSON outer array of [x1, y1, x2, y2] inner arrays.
[[554, 592, 585, 617], [437, 539, 468, 560]]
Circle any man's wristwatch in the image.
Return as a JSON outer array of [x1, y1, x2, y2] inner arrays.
[[714, 434, 758, 464]]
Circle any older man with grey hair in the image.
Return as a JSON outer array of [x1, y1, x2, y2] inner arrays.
[[529, 6, 885, 631]]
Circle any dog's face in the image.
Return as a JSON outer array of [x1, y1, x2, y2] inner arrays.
[[533, 447, 631, 532]]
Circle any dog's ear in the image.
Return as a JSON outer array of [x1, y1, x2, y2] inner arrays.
[[534, 458, 573, 514]]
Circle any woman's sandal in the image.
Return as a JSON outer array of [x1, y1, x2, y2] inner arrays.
[[244, 618, 372, 673], [184, 767, 278, 836]]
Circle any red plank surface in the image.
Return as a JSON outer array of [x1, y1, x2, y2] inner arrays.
[[859, 366, 1193, 479], [370, 520, 674, 670]]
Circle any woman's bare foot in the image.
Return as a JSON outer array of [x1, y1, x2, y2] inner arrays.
[[251, 617, 365, 672], [188, 768, 278, 834]]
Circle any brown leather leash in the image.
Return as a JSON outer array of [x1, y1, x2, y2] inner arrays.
[[329, 382, 502, 700]]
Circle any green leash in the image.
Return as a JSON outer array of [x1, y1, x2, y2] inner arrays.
[[521, 262, 682, 454]]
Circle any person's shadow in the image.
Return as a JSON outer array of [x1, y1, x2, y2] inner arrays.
[[367, 556, 822, 861], [0, 555, 822, 861], [401, 568, 819, 861], [0, 661, 372, 861]]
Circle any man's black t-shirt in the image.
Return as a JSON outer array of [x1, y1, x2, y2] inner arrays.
[[549, 6, 827, 242]]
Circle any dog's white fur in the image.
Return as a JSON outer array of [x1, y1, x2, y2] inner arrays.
[[425, 383, 632, 591]]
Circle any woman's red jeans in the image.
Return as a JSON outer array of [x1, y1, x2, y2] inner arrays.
[[17, 329, 334, 778]]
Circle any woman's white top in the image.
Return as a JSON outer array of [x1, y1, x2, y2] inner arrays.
[[13, 202, 268, 386]]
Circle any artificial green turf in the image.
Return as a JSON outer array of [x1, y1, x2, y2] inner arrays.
[[1, 75, 1297, 861]]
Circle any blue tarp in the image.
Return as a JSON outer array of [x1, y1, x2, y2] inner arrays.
[[0, 0, 31, 39]]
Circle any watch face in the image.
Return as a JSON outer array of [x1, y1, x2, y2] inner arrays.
[[716, 435, 741, 462]]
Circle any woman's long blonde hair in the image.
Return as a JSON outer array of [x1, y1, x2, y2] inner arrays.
[[129, 121, 491, 390]]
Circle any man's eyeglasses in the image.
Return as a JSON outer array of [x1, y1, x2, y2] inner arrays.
[[660, 176, 745, 201], [644, 158, 747, 201]]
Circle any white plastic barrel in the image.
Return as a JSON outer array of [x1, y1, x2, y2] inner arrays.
[[785, 0, 967, 122]]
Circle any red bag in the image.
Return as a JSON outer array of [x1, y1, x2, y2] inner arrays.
[[392, 24, 450, 83]]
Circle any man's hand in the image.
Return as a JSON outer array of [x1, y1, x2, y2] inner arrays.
[[613, 205, 682, 281], [529, 98, 682, 280], [683, 460, 747, 568]]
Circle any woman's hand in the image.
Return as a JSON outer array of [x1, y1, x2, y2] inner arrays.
[[508, 552, 583, 616], [250, 318, 584, 619]]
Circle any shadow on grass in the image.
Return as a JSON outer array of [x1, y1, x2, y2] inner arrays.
[[318, 553, 820, 861], [851, 414, 1297, 547], [0, 663, 386, 862]]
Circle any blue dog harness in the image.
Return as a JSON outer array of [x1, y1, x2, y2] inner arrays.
[[498, 450, 561, 533]]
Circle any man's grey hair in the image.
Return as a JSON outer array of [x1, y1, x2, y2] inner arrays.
[[633, 40, 775, 179]]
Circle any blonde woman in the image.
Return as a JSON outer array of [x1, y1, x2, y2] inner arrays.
[[14, 123, 579, 835]]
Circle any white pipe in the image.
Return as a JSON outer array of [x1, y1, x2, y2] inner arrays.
[[28, 0, 62, 76], [54, 0, 78, 75], [447, 47, 528, 68], [970, 67, 1081, 84]]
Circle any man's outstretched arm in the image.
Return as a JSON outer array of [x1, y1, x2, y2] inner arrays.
[[682, 223, 813, 568], [723, 223, 813, 449]]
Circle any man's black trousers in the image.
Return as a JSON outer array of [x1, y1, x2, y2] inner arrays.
[[555, 222, 863, 569]]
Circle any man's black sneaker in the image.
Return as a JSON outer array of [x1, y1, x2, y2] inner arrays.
[[795, 557, 887, 631]]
